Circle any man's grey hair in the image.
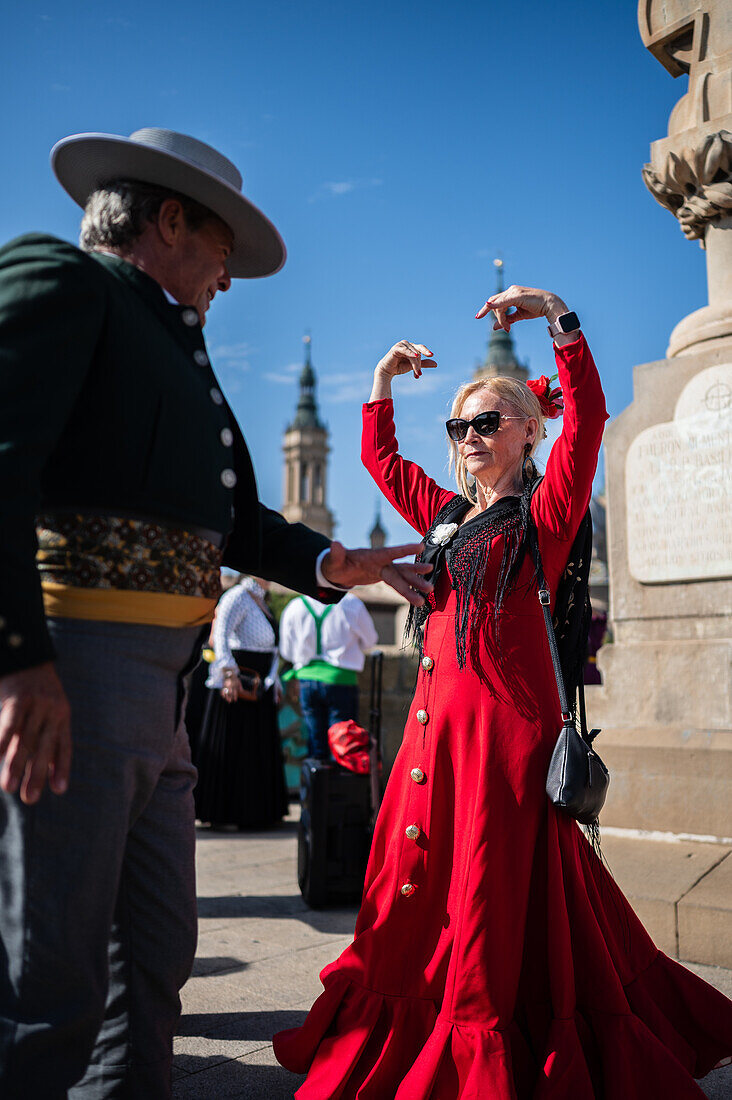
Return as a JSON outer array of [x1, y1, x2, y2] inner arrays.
[[79, 179, 215, 253]]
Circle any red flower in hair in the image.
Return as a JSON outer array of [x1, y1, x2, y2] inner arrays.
[[527, 373, 564, 419]]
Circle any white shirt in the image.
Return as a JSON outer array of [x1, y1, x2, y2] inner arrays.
[[206, 580, 278, 689], [279, 592, 378, 673]]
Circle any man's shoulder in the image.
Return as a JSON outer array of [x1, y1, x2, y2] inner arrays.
[[0, 232, 90, 266], [280, 595, 306, 621], [341, 591, 366, 612], [0, 233, 108, 291]]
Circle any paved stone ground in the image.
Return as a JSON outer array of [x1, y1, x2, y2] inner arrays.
[[174, 808, 732, 1099]]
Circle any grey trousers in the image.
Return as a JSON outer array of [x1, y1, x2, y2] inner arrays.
[[0, 618, 203, 1099]]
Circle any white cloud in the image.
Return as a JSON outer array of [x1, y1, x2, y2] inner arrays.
[[320, 369, 373, 404], [264, 361, 301, 385], [308, 178, 383, 203], [317, 365, 445, 405], [211, 342, 252, 373]]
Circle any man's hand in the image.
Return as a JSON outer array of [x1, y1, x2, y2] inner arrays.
[[0, 662, 72, 804], [321, 541, 432, 606]]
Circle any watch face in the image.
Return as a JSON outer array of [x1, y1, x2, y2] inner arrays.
[[560, 311, 580, 332]]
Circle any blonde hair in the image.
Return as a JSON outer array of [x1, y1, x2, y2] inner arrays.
[[447, 377, 546, 501]]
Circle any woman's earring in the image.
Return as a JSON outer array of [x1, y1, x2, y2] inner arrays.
[[522, 443, 536, 485]]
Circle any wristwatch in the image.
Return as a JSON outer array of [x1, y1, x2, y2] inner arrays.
[[547, 311, 580, 339]]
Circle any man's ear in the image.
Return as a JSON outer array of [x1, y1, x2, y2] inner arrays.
[[156, 198, 186, 247]]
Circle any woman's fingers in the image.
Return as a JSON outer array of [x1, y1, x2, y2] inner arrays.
[[377, 341, 436, 379], [476, 286, 553, 324], [396, 340, 434, 378], [492, 306, 534, 331]]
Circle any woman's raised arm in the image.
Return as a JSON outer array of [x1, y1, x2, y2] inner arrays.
[[362, 340, 455, 536]]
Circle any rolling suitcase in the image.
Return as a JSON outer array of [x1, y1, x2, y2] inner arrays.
[[297, 651, 383, 908]]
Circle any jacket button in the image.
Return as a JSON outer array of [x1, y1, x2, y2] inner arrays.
[[421, 656, 434, 671], [400, 883, 416, 897], [220, 427, 233, 447], [181, 308, 199, 326], [193, 349, 209, 366], [210, 387, 224, 405], [405, 824, 421, 841], [410, 767, 425, 784], [416, 709, 428, 725], [221, 469, 237, 488]]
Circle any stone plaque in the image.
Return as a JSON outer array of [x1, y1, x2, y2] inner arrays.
[[626, 364, 732, 583]]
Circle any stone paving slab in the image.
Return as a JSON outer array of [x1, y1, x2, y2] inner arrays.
[[602, 833, 732, 959], [175, 813, 732, 1098]]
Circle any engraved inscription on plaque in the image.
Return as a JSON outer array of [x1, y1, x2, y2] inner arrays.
[[626, 364, 732, 583]]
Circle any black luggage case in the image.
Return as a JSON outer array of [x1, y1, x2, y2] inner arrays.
[[297, 761, 371, 908], [297, 652, 383, 909]]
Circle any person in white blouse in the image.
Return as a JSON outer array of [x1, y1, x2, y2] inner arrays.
[[206, 576, 280, 700], [194, 576, 287, 828], [280, 592, 378, 760]]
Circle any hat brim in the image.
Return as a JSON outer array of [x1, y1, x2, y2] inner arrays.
[[51, 133, 286, 278]]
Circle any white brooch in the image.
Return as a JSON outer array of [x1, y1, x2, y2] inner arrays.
[[430, 522, 458, 547]]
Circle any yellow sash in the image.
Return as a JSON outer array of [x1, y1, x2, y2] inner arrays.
[[42, 583, 216, 628]]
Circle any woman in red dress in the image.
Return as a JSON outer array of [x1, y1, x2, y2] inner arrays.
[[274, 286, 732, 1098]]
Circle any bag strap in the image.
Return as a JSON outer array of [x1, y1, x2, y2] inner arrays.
[[525, 506, 574, 725], [299, 597, 334, 659]]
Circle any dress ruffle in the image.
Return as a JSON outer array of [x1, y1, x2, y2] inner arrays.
[[274, 952, 731, 1099]]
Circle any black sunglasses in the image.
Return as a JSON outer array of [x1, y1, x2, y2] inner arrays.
[[445, 411, 527, 442]]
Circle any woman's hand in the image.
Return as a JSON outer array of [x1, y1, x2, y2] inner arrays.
[[221, 670, 241, 704], [369, 341, 436, 401], [475, 286, 576, 345]]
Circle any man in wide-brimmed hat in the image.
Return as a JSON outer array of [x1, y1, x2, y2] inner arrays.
[[0, 128, 432, 1098]]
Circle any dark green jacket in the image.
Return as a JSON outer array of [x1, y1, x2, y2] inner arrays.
[[0, 233, 335, 675]]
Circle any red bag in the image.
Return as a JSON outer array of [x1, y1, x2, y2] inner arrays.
[[327, 720, 371, 775]]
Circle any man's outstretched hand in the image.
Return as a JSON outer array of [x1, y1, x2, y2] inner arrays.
[[322, 541, 432, 606]]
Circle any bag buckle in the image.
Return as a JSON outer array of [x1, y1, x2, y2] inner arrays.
[[538, 588, 551, 606]]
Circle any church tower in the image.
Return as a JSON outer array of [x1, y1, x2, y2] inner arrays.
[[368, 503, 387, 549], [282, 335, 335, 538], [473, 259, 529, 383]]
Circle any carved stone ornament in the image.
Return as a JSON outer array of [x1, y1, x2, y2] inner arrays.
[[642, 130, 732, 243]]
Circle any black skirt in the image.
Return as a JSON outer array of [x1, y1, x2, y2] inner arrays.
[[192, 649, 288, 829]]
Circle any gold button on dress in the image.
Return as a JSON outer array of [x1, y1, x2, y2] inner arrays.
[[416, 709, 428, 725], [421, 656, 434, 671], [410, 767, 425, 784], [400, 883, 416, 897], [405, 824, 421, 841]]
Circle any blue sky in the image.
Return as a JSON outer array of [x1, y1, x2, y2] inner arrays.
[[2, 1, 703, 546]]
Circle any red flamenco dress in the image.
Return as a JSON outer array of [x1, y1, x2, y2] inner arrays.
[[274, 335, 732, 1098]]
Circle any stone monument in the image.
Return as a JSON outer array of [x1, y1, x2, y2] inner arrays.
[[586, 2, 732, 965], [581, 2, 730, 963]]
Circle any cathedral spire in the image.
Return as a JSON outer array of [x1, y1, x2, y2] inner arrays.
[[282, 333, 334, 538], [291, 333, 324, 430], [369, 500, 387, 549], [473, 258, 528, 383]]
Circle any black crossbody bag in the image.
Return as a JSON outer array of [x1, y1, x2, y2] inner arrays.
[[526, 487, 610, 826]]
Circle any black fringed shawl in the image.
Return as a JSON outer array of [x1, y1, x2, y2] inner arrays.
[[405, 480, 537, 688], [405, 477, 594, 708]]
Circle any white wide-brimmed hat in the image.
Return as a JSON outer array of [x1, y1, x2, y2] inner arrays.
[[50, 127, 286, 278]]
